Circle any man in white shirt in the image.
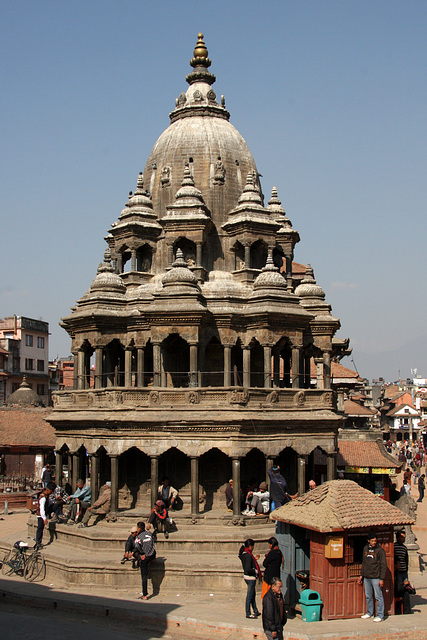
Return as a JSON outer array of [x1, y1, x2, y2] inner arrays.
[[35, 482, 54, 549]]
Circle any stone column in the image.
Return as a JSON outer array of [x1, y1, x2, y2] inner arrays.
[[136, 348, 144, 387], [72, 351, 78, 390], [292, 346, 300, 388], [160, 346, 167, 387], [224, 345, 231, 387], [124, 347, 132, 387], [153, 342, 161, 387], [298, 455, 308, 496], [273, 352, 280, 387], [94, 347, 103, 389], [263, 345, 272, 389], [167, 244, 174, 268], [109, 455, 119, 514], [244, 244, 251, 268], [314, 357, 324, 389], [265, 456, 274, 485], [323, 351, 331, 390], [72, 452, 80, 489], [90, 454, 100, 503], [243, 346, 251, 388], [189, 343, 198, 387], [190, 456, 199, 517], [55, 450, 63, 486], [337, 387, 345, 413], [327, 452, 337, 481], [285, 255, 293, 291], [131, 249, 137, 272], [196, 243, 202, 267], [232, 457, 241, 517], [150, 456, 159, 508], [77, 350, 85, 390], [117, 255, 123, 273]]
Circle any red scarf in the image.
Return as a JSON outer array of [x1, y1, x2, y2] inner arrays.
[[245, 547, 262, 581]]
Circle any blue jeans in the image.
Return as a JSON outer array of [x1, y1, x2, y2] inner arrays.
[[364, 578, 384, 619], [244, 579, 259, 616]]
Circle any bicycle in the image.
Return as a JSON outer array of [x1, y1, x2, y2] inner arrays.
[[1, 541, 45, 582]]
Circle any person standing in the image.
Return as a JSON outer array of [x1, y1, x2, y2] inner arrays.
[[394, 530, 411, 614], [262, 577, 287, 640], [267, 466, 289, 509], [358, 532, 387, 622], [135, 521, 156, 600], [35, 482, 54, 549], [239, 538, 262, 619], [41, 463, 52, 487], [418, 474, 425, 502], [262, 537, 283, 599]]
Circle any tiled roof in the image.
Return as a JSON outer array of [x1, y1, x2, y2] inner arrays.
[[386, 403, 419, 417], [0, 408, 55, 447], [337, 440, 400, 469], [344, 399, 378, 417], [271, 479, 414, 532], [292, 261, 307, 275], [310, 360, 360, 381], [384, 385, 400, 399]]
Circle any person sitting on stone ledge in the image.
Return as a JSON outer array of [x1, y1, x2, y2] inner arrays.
[[78, 481, 111, 528], [61, 478, 91, 524], [157, 477, 179, 510], [242, 482, 270, 516], [48, 482, 70, 521], [146, 499, 170, 539], [121, 525, 139, 567], [225, 479, 234, 511]]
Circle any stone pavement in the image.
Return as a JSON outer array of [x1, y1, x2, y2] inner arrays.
[[1, 480, 427, 640]]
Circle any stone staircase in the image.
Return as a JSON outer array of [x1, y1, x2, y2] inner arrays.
[[14, 510, 276, 592]]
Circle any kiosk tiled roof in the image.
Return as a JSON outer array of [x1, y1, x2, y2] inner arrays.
[[0, 408, 55, 447], [337, 439, 400, 469], [271, 479, 414, 532]]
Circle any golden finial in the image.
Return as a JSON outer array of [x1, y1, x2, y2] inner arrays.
[[190, 32, 211, 69]]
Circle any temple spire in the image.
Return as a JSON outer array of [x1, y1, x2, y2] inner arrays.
[[190, 33, 211, 69]]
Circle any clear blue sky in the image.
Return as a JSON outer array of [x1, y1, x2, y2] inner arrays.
[[1, 1, 426, 382]]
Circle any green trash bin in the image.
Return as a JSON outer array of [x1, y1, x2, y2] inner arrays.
[[299, 589, 323, 622]]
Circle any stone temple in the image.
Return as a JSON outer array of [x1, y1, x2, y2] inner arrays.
[[49, 34, 345, 518]]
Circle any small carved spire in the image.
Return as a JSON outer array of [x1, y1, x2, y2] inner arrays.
[[181, 163, 195, 187], [190, 33, 211, 69], [97, 247, 115, 274], [135, 172, 144, 194]]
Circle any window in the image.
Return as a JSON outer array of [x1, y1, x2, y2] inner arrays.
[[37, 384, 45, 395], [37, 337, 45, 348], [25, 358, 34, 370], [37, 360, 44, 371], [25, 334, 33, 347], [11, 382, 19, 393]]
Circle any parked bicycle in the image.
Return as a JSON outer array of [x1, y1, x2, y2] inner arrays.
[[1, 540, 45, 581]]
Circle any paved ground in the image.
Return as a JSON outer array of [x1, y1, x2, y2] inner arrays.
[[1, 474, 427, 640]]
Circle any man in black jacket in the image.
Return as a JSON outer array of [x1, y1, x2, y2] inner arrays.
[[262, 577, 286, 640], [358, 532, 387, 622]]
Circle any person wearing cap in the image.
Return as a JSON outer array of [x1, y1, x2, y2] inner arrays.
[[78, 481, 112, 528], [242, 482, 270, 516], [121, 525, 139, 566], [146, 499, 170, 539]]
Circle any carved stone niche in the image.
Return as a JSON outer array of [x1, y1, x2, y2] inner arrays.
[[229, 390, 249, 405], [187, 391, 199, 405], [294, 390, 306, 407]]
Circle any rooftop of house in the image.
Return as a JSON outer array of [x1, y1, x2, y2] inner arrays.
[[0, 408, 55, 448]]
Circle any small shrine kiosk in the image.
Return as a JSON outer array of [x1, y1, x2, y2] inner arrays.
[[271, 480, 414, 620]]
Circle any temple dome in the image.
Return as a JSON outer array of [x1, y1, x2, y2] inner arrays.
[[6, 377, 42, 407]]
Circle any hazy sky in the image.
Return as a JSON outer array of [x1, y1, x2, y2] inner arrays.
[[1, 1, 426, 382]]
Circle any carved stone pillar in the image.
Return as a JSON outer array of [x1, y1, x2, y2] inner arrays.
[[90, 454, 100, 503], [327, 451, 337, 481], [124, 347, 132, 387], [136, 347, 144, 387], [285, 255, 293, 291], [337, 387, 345, 413], [323, 351, 331, 390], [314, 357, 324, 389], [191, 456, 199, 517], [72, 351, 78, 390], [153, 342, 161, 387], [224, 345, 231, 387], [244, 244, 251, 268], [196, 243, 202, 267], [72, 452, 80, 490], [189, 343, 198, 388], [167, 244, 174, 268], [273, 352, 280, 387], [117, 254, 123, 273], [131, 249, 137, 272], [150, 456, 159, 508], [292, 346, 300, 388], [77, 350, 85, 390], [243, 346, 250, 388], [109, 455, 119, 513], [94, 347, 103, 389], [232, 457, 241, 517], [298, 454, 308, 496], [263, 345, 272, 389], [55, 450, 63, 486], [160, 346, 167, 387]]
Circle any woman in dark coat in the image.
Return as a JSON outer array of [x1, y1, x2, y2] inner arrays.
[[262, 537, 283, 599], [239, 538, 262, 618]]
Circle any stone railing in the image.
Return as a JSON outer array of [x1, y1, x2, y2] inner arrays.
[[52, 386, 335, 411]]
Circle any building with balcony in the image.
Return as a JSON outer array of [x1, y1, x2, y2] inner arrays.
[[48, 35, 347, 517]]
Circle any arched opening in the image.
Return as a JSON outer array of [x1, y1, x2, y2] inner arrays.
[[276, 447, 298, 495], [119, 447, 150, 510], [233, 241, 245, 270], [200, 448, 231, 512], [174, 238, 196, 266], [241, 448, 266, 492], [159, 448, 190, 501], [250, 239, 268, 270], [144, 340, 154, 386], [120, 245, 131, 272], [308, 446, 328, 488], [81, 340, 94, 389], [204, 337, 223, 387], [231, 338, 243, 385], [272, 338, 292, 388], [162, 334, 190, 387], [97, 446, 111, 489], [59, 445, 72, 494], [137, 244, 153, 272], [250, 339, 264, 388], [273, 246, 285, 269], [104, 339, 125, 387], [76, 444, 89, 482]]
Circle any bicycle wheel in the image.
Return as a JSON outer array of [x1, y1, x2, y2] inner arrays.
[[2, 548, 20, 576], [24, 551, 45, 582]]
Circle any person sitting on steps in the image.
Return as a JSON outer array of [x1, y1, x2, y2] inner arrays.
[[78, 481, 111, 528], [147, 499, 170, 539]]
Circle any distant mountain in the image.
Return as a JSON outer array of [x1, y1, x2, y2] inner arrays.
[[342, 337, 427, 384]]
